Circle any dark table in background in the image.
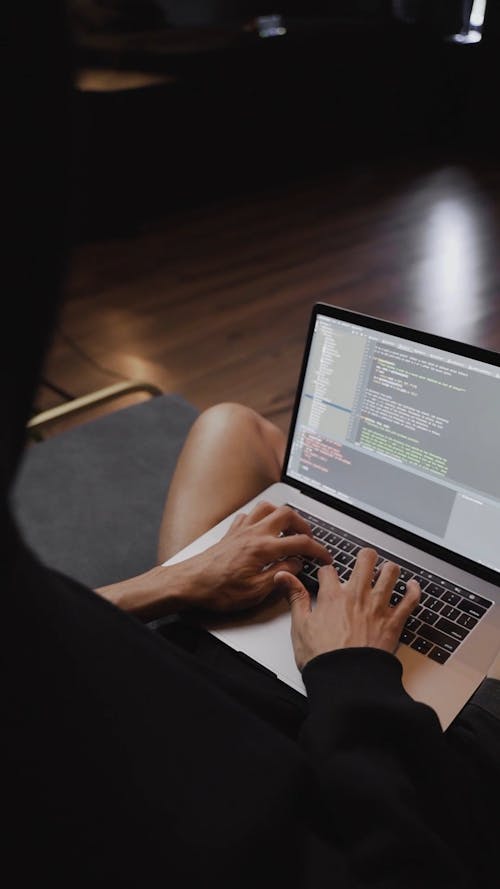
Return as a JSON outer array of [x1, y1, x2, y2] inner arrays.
[[71, 11, 499, 240]]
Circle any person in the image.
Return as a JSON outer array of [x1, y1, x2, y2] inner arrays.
[[3, 3, 499, 887]]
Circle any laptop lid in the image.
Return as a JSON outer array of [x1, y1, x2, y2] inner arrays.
[[282, 304, 500, 588]]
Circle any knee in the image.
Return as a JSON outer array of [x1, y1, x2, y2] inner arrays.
[[189, 402, 285, 475], [193, 402, 284, 462], [194, 402, 261, 435]]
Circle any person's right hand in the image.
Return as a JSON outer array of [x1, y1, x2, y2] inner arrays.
[[174, 501, 330, 614], [275, 548, 421, 671], [97, 502, 330, 620]]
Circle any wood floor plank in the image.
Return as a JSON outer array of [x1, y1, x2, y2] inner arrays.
[[39, 162, 500, 437]]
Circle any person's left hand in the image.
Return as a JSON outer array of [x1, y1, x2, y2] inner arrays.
[[275, 548, 421, 670], [175, 501, 330, 613]]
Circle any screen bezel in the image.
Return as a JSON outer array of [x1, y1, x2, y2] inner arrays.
[[282, 303, 500, 587]]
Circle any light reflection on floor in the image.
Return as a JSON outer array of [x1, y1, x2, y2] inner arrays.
[[415, 195, 486, 339], [379, 169, 493, 342]]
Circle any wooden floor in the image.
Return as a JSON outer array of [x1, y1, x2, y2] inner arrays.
[[39, 158, 500, 437]]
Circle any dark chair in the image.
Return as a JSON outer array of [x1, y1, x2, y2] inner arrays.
[[13, 390, 199, 588]]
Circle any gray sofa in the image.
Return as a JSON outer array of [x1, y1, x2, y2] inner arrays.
[[12, 394, 199, 588]]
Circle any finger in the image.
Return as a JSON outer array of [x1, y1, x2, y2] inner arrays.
[[391, 579, 421, 625], [274, 570, 311, 622], [227, 513, 247, 533], [266, 557, 303, 580], [372, 563, 382, 584], [348, 547, 378, 591], [372, 560, 400, 603], [317, 563, 341, 598], [250, 557, 304, 601], [269, 533, 330, 564], [262, 505, 314, 538], [245, 501, 278, 525]]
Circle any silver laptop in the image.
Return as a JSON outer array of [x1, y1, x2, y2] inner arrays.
[[164, 304, 500, 729]]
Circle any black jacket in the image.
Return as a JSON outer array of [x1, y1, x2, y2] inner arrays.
[[3, 533, 477, 888]]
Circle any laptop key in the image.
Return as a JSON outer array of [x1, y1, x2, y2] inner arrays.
[[440, 604, 460, 621], [390, 592, 403, 607], [325, 532, 341, 546], [411, 637, 433, 655], [336, 552, 354, 566], [428, 646, 451, 665], [301, 561, 315, 575], [399, 568, 413, 582], [395, 581, 407, 595], [339, 567, 352, 581], [312, 526, 328, 541], [418, 625, 459, 653], [338, 540, 356, 553], [427, 583, 445, 598], [427, 597, 444, 613], [300, 575, 319, 596], [456, 599, 487, 620], [459, 590, 492, 610], [440, 590, 461, 607], [400, 629, 415, 646], [405, 616, 422, 632], [420, 609, 439, 626], [323, 543, 336, 556], [457, 613, 477, 631], [435, 617, 468, 641]]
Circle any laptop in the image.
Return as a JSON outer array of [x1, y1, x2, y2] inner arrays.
[[164, 304, 500, 729]]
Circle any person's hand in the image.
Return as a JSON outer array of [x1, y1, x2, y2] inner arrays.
[[275, 548, 421, 670], [177, 501, 330, 613]]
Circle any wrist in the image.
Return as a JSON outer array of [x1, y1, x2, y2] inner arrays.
[[96, 562, 196, 620]]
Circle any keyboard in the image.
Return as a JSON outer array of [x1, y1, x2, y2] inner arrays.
[[289, 505, 494, 665]]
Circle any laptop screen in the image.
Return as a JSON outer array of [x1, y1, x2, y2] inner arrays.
[[285, 310, 500, 576]]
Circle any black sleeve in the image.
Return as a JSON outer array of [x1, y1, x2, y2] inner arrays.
[[299, 648, 474, 889]]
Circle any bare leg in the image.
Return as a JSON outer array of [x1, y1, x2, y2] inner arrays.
[[158, 403, 286, 563]]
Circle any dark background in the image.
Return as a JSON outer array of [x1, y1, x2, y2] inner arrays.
[[69, 1, 500, 239]]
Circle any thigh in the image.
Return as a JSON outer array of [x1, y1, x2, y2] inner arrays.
[[445, 680, 500, 886], [157, 402, 286, 562], [447, 679, 500, 766]]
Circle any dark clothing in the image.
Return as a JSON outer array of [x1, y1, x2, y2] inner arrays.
[[3, 532, 499, 887]]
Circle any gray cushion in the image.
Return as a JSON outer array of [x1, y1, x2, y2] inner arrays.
[[12, 394, 199, 588]]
